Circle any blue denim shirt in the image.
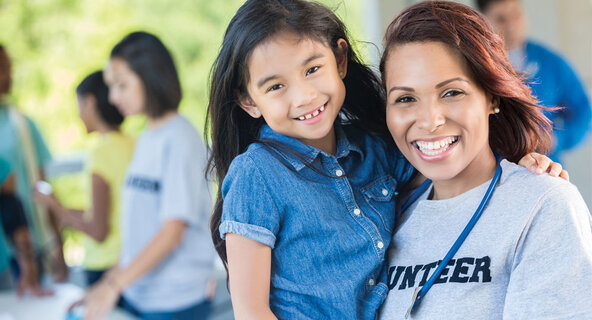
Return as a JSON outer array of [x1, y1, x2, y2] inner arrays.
[[220, 124, 415, 319]]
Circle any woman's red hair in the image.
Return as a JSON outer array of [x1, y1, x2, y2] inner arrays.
[[379, 1, 552, 163]]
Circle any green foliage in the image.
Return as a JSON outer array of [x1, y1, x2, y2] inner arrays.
[[1, 0, 364, 265]]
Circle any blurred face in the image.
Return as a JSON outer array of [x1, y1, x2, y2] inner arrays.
[[483, 0, 527, 50], [77, 93, 97, 133], [0, 50, 11, 96], [104, 57, 145, 116], [384, 42, 496, 192], [240, 32, 348, 153]]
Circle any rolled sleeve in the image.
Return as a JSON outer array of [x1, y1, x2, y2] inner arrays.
[[220, 153, 281, 248], [219, 220, 277, 248]]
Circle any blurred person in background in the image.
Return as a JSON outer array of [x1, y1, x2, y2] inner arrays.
[[33, 71, 135, 287], [0, 157, 52, 296], [70, 32, 216, 320], [0, 44, 68, 284], [477, 0, 592, 163]]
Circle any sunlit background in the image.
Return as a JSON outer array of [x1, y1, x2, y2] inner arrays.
[[0, 0, 366, 267], [1, 0, 591, 317]]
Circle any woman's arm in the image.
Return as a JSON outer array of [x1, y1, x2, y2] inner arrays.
[[76, 219, 189, 320], [33, 173, 110, 242], [226, 233, 277, 320]]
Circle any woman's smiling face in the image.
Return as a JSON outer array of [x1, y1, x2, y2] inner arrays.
[[384, 41, 496, 189]]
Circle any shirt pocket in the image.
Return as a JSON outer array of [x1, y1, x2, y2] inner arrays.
[[361, 176, 398, 233]]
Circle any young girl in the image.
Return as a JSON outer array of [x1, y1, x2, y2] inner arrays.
[[72, 32, 215, 320], [207, 0, 562, 318], [33, 71, 134, 287], [378, 2, 592, 318]]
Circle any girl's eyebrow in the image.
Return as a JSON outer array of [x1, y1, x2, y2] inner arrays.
[[256, 53, 325, 89], [301, 53, 323, 67]]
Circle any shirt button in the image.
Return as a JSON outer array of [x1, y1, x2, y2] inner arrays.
[[381, 188, 388, 196], [353, 208, 361, 216], [377, 241, 384, 249], [368, 279, 375, 286], [335, 169, 343, 177]]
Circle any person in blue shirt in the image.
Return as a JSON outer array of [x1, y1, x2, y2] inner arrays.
[[0, 157, 51, 296], [477, 0, 592, 163], [206, 1, 564, 319], [0, 44, 68, 283]]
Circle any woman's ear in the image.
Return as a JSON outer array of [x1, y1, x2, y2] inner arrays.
[[489, 95, 501, 114], [236, 92, 262, 118], [336, 38, 348, 79]]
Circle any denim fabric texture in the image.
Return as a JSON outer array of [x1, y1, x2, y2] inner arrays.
[[220, 124, 415, 319]]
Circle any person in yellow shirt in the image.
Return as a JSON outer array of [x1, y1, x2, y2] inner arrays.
[[33, 71, 135, 286]]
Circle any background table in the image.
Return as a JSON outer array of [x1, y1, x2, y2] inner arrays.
[[0, 283, 135, 320]]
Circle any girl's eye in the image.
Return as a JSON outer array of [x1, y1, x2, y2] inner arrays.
[[443, 89, 464, 98], [267, 84, 284, 92], [306, 66, 320, 76], [395, 96, 415, 104]]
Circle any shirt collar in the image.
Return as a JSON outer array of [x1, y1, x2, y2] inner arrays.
[[258, 124, 363, 171]]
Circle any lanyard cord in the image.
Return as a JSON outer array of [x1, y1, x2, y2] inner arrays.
[[401, 179, 432, 214], [405, 153, 503, 318]]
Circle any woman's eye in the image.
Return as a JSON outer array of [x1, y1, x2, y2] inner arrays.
[[443, 90, 463, 98], [306, 66, 320, 76], [395, 96, 415, 103], [267, 84, 284, 92]]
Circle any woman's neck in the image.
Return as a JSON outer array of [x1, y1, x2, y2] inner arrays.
[[147, 110, 178, 129], [431, 149, 497, 200]]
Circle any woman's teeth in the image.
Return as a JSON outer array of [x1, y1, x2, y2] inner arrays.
[[415, 137, 458, 155], [298, 105, 325, 120]]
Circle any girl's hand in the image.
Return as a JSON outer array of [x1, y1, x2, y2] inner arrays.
[[518, 152, 569, 181], [17, 267, 53, 298]]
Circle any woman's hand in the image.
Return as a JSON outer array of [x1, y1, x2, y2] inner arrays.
[[518, 152, 569, 181], [69, 275, 122, 320], [31, 189, 56, 208]]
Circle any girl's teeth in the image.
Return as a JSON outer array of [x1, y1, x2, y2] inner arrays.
[[297, 104, 325, 121]]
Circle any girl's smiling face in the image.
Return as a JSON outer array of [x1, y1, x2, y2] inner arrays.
[[384, 41, 497, 197], [239, 31, 348, 154]]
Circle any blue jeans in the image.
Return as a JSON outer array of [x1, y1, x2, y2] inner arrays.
[[121, 298, 212, 320]]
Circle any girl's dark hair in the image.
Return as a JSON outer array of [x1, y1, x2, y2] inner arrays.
[[77, 71, 124, 127], [206, 0, 387, 270], [379, 0, 552, 163], [110, 31, 181, 118], [0, 45, 11, 96]]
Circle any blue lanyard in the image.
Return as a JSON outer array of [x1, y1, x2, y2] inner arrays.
[[404, 153, 503, 318]]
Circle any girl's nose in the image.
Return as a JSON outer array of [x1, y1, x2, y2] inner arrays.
[[291, 81, 318, 108]]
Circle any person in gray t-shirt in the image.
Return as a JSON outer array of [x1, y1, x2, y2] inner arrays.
[[71, 32, 215, 320], [378, 2, 592, 319]]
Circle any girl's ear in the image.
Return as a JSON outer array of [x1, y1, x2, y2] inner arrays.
[[236, 92, 262, 118], [336, 38, 349, 79]]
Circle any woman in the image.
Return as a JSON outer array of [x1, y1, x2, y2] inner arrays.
[[378, 2, 592, 319], [0, 44, 68, 283], [33, 71, 134, 286], [72, 32, 216, 320]]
